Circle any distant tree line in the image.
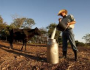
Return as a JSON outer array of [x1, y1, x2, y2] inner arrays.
[[0, 15, 90, 46]]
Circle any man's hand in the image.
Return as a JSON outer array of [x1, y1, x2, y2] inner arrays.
[[67, 22, 70, 27], [58, 18, 62, 22], [67, 21, 76, 27]]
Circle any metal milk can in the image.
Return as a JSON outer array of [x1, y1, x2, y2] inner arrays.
[[47, 38, 59, 64]]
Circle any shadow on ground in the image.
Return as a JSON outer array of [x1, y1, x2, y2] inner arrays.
[[0, 44, 47, 62]]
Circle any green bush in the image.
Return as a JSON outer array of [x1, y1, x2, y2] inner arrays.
[[75, 40, 85, 46]]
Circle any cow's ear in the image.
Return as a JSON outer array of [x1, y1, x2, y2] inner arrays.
[[35, 27, 38, 30]]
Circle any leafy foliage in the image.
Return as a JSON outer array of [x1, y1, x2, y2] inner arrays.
[[0, 16, 3, 24], [75, 40, 85, 46], [82, 33, 90, 44], [10, 17, 35, 29], [0, 16, 7, 31], [0, 16, 8, 40]]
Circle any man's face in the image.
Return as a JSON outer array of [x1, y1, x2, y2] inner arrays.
[[60, 12, 66, 17]]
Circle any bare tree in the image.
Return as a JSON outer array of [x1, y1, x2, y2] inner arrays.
[[82, 33, 90, 45]]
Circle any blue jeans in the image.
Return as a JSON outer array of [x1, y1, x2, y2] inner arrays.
[[62, 29, 78, 52]]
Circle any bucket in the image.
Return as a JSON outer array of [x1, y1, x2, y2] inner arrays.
[[47, 39, 59, 64], [56, 22, 67, 31]]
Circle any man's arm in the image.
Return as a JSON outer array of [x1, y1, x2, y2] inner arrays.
[[67, 21, 76, 26]]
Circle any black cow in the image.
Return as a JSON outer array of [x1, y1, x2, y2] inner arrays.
[[8, 27, 41, 50]]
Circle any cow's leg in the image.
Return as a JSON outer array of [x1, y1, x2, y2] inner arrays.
[[10, 43, 13, 49], [9, 40, 13, 49], [21, 44, 24, 51], [21, 40, 24, 51], [25, 41, 27, 51]]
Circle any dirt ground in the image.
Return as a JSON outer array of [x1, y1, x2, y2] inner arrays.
[[0, 40, 90, 70]]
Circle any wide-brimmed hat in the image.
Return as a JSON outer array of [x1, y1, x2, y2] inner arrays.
[[58, 9, 67, 16]]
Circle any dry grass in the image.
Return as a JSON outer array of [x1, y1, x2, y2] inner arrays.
[[0, 40, 90, 70]]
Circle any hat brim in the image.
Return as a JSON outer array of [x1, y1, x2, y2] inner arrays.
[[58, 9, 67, 16]]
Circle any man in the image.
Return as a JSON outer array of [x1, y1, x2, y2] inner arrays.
[[57, 9, 78, 61]]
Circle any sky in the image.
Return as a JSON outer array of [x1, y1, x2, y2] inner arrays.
[[0, 0, 90, 43]]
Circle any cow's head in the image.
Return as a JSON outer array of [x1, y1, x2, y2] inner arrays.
[[34, 27, 41, 35]]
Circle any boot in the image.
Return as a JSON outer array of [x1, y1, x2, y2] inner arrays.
[[74, 50, 77, 61], [63, 51, 67, 58]]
